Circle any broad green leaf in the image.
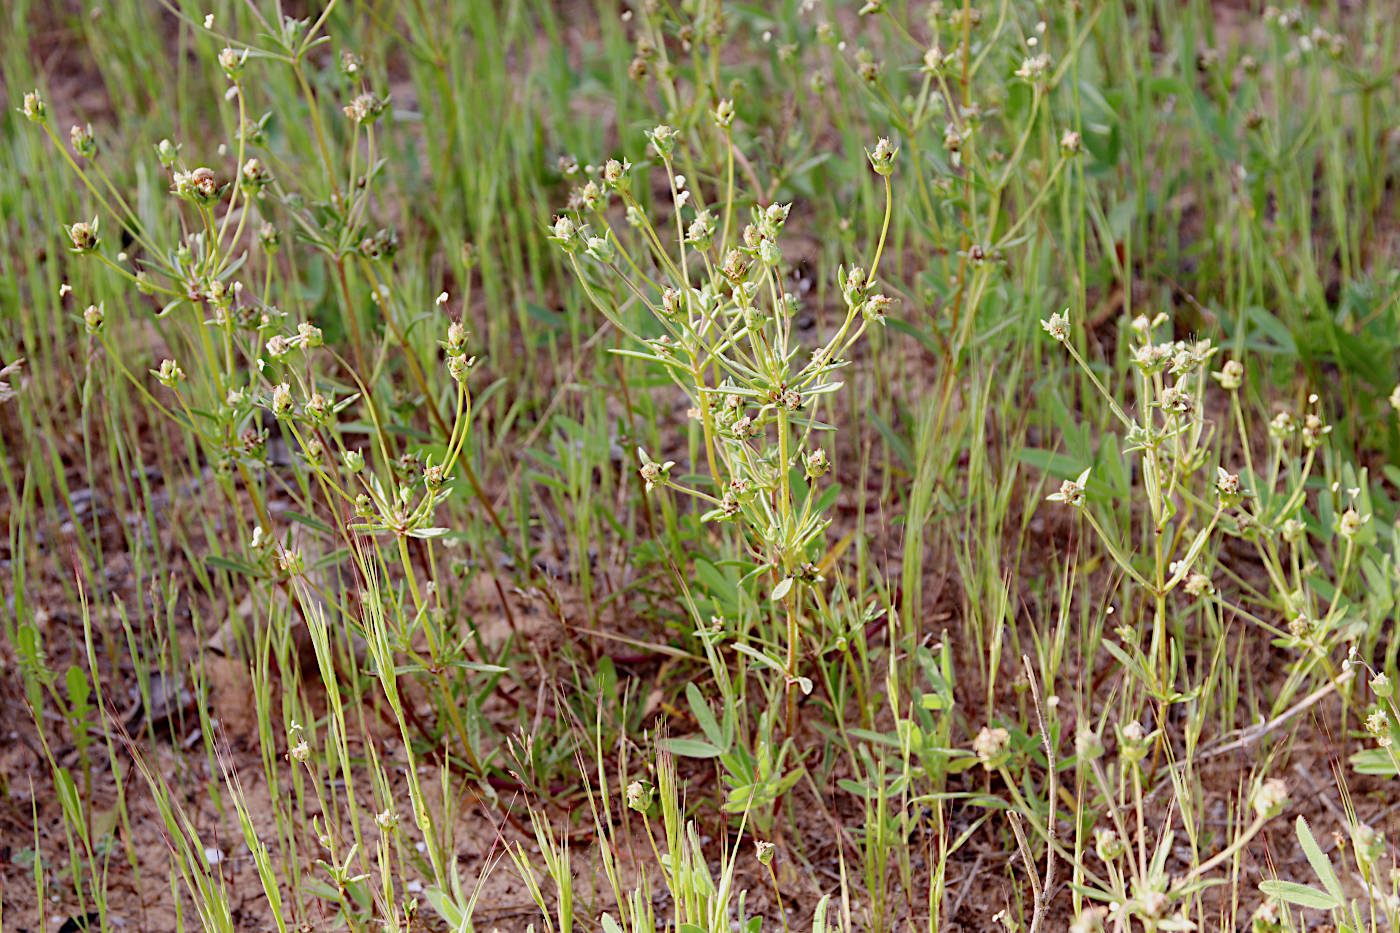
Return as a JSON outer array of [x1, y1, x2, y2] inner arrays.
[[1296, 816, 1345, 907], [657, 737, 723, 759], [1259, 880, 1339, 910]]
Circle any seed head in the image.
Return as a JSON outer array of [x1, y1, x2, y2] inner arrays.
[[1269, 410, 1297, 439], [339, 50, 363, 81], [1040, 310, 1070, 343], [272, 382, 294, 418], [1184, 572, 1214, 598], [1070, 908, 1106, 933], [602, 157, 632, 190], [973, 726, 1011, 769], [1351, 824, 1385, 869], [296, 321, 323, 348], [83, 303, 104, 335], [172, 167, 221, 204], [447, 353, 473, 382], [1074, 727, 1104, 760], [584, 233, 615, 264], [218, 46, 248, 81], [65, 217, 101, 253], [153, 358, 185, 388], [1251, 778, 1290, 819], [922, 45, 948, 75], [20, 89, 46, 123], [648, 124, 679, 159], [1215, 468, 1246, 507], [446, 321, 468, 354], [343, 92, 387, 124], [1094, 827, 1126, 862], [713, 98, 735, 129], [155, 138, 180, 167], [1159, 383, 1194, 416], [686, 210, 716, 249], [625, 780, 654, 813], [1205, 361, 1244, 394], [1301, 413, 1331, 448], [1014, 52, 1052, 83], [660, 287, 684, 317], [1337, 507, 1365, 538], [1365, 708, 1391, 746], [240, 158, 272, 195], [300, 437, 324, 466], [1048, 468, 1090, 508], [550, 215, 579, 251], [805, 448, 829, 479], [637, 451, 674, 492], [70, 124, 96, 159], [867, 136, 898, 176], [304, 392, 330, 426], [1117, 720, 1153, 764], [259, 222, 280, 254]]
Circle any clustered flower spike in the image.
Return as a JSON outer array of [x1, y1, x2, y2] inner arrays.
[[70, 124, 96, 159], [867, 136, 898, 176], [65, 217, 101, 253], [637, 450, 675, 493], [1040, 310, 1070, 343], [972, 725, 1011, 770], [1250, 778, 1290, 820], [1047, 467, 1090, 508], [343, 92, 387, 125], [20, 89, 46, 123]]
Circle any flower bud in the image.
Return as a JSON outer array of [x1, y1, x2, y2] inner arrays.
[[343, 449, 365, 473], [83, 303, 104, 335], [754, 840, 776, 866]]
